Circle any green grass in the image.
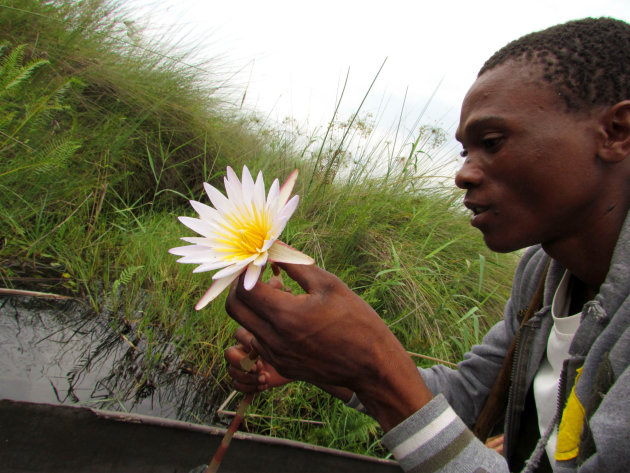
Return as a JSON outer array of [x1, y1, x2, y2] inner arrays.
[[0, 0, 518, 456]]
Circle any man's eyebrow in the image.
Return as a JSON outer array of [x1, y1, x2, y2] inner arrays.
[[456, 116, 507, 143]]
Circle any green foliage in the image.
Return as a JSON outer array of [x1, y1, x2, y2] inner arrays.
[[111, 264, 143, 294], [0, 42, 49, 98], [240, 383, 387, 457], [0, 0, 519, 457]]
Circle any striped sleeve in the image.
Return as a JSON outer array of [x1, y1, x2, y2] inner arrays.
[[381, 394, 509, 473], [345, 392, 367, 413]]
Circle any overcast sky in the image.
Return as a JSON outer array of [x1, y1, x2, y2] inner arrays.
[[132, 0, 630, 154]]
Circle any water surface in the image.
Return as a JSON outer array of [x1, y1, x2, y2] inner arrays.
[[0, 296, 224, 424]]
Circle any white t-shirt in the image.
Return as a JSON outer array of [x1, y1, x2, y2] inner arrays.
[[533, 270, 582, 462]]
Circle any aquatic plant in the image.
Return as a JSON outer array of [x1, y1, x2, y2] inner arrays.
[[169, 165, 313, 309]]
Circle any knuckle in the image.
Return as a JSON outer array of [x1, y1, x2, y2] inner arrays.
[[234, 327, 252, 344], [318, 272, 345, 296], [224, 296, 237, 318], [224, 347, 235, 361]]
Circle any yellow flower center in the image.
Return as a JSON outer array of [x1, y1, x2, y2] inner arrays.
[[214, 205, 272, 260]]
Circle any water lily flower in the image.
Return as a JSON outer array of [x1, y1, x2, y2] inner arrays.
[[169, 166, 314, 310]]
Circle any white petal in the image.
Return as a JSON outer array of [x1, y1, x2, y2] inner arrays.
[[226, 166, 241, 187], [181, 237, 213, 246], [224, 182, 244, 210], [173, 244, 224, 261], [265, 179, 280, 213], [253, 170, 266, 209], [241, 166, 255, 202], [270, 216, 290, 239], [192, 261, 232, 272], [278, 169, 298, 207], [168, 245, 207, 256], [224, 167, 244, 208], [243, 263, 263, 290], [253, 252, 268, 266], [277, 194, 299, 221], [190, 200, 221, 223], [172, 246, 218, 261], [268, 196, 299, 236], [195, 274, 240, 310], [260, 237, 276, 253], [177, 255, 220, 264], [213, 259, 252, 280], [203, 182, 233, 215], [267, 240, 314, 265], [269, 203, 296, 238], [178, 216, 216, 238]]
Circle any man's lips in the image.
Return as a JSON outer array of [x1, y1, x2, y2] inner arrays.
[[464, 200, 490, 216]]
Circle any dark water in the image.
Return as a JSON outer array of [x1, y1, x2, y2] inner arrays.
[[0, 296, 225, 424]]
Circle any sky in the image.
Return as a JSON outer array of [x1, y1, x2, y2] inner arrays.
[[131, 0, 630, 160]]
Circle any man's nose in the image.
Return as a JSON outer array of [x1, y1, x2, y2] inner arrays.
[[454, 158, 483, 189]]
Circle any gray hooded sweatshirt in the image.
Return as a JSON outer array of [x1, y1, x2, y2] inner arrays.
[[378, 212, 630, 472]]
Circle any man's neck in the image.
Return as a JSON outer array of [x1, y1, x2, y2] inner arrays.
[[542, 205, 628, 297]]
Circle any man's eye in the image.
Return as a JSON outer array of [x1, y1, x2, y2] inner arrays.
[[482, 136, 502, 151]]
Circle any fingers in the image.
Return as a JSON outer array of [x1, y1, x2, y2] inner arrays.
[[225, 345, 255, 371], [267, 274, 284, 290], [228, 366, 267, 392], [235, 270, 293, 306], [234, 326, 255, 350], [225, 278, 276, 336], [232, 263, 337, 321], [225, 346, 268, 393], [250, 337, 272, 365], [485, 434, 504, 454], [227, 262, 337, 331]]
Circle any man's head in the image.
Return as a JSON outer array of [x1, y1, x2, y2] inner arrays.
[[479, 17, 630, 112], [455, 18, 630, 262]]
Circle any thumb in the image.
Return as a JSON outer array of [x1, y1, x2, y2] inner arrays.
[[275, 262, 334, 294]]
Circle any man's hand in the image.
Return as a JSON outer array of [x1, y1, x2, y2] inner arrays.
[[225, 263, 433, 431], [225, 327, 291, 392], [485, 434, 505, 454]]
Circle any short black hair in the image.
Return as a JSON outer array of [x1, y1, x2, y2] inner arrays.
[[479, 17, 630, 112]]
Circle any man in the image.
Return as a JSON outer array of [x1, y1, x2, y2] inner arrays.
[[225, 17, 630, 472]]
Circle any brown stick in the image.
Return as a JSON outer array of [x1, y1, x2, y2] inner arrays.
[[205, 350, 260, 473], [0, 288, 72, 300], [205, 392, 255, 473], [205, 266, 283, 472], [406, 350, 458, 368]]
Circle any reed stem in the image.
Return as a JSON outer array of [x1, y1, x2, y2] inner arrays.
[[205, 350, 260, 473]]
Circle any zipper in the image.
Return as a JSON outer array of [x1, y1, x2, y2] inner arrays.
[[504, 323, 535, 461], [555, 360, 569, 425]]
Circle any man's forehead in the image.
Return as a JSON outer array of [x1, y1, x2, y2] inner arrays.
[[456, 62, 559, 140], [464, 60, 552, 105]]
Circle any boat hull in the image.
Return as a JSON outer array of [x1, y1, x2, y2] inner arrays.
[[0, 399, 401, 472]]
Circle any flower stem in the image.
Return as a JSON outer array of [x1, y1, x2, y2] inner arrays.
[[205, 350, 260, 473]]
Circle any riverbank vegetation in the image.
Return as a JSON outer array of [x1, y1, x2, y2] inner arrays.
[[0, 0, 517, 456]]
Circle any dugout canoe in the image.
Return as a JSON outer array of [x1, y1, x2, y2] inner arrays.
[[0, 399, 402, 472]]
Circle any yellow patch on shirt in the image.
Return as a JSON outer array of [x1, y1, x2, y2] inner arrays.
[[555, 367, 585, 461]]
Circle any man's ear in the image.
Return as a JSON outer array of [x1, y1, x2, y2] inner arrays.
[[598, 100, 630, 163]]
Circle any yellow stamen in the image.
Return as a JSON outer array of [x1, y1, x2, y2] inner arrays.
[[211, 207, 272, 261]]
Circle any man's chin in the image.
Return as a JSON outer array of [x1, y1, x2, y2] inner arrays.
[[482, 233, 528, 254]]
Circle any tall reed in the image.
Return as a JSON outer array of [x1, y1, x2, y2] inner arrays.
[[0, 0, 518, 456]]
